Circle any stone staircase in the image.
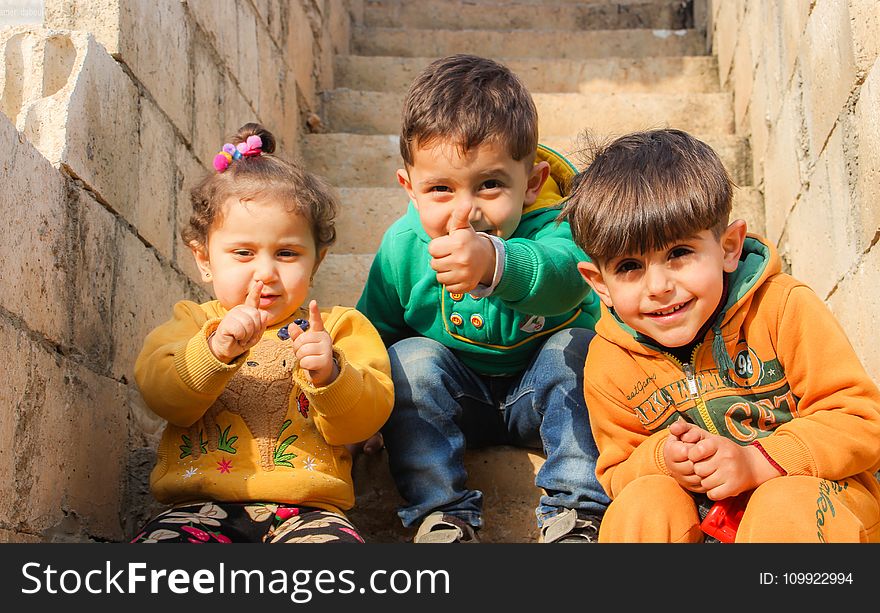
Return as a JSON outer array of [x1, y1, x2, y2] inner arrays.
[[302, 0, 764, 543]]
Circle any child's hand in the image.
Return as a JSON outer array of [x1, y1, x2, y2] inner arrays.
[[663, 437, 702, 492], [688, 435, 783, 500], [427, 202, 496, 294], [662, 418, 710, 492], [668, 416, 710, 444], [209, 281, 269, 363], [289, 300, 339, 387]]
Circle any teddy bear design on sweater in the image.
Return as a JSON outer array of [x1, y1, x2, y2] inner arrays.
[[187, 337, 296, 470]]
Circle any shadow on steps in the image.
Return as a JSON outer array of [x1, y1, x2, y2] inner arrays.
[[348, 446, 546, 543]]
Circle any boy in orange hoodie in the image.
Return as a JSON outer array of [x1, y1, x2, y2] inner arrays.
[[560, 128, 880, 542]]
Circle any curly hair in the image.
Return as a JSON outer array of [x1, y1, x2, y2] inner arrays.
[[183, 122, 337, 252]]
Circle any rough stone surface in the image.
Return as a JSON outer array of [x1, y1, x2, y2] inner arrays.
[[0, 316, 127, 541], [311, 253, 374, 309], [322, 89, 735, 136], [362, 0, 692, 31], [336, 55, 722, 94], [788, 125, 857, 299], [135, 97, 177, 260], [798, 0, 857, 163], [747, 58, 769, 188], [288, 0, 317, 111], [118, 0, 193, 140], [852, 57, 880, 257], [829, 244, 880, 383], [333, 187, 409, 254], [348, 447, 546, 543], [109, 229, 192, 385], [848, 0, 880, 74], [0, 110, 69, 346], [189, 36, 222, 166], [61, 34, 140, 213], [732, 15, 753, 133], [762, 87, 804, 245], [352, 26, 705, 59]]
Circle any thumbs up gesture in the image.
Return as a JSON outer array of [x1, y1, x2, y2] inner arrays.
[[285, 299, 338, 387], [427, 201, 496, 294], [209, 280, 270, 363]]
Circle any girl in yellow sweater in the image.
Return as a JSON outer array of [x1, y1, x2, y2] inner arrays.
[[131, 123, 393, 543]]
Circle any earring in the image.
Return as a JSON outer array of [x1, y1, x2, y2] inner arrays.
[[205, 272, 212, 279]]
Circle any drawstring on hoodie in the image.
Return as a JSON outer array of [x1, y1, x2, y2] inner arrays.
[[711, 323, 736, 386]]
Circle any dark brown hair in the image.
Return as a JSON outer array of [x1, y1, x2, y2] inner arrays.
[[183, 122, 337, 251], [561, 129, 735, 263], [399, 54, 538, 166]]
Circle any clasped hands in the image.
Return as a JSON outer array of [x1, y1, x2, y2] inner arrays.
[[663, 417, 782, 501]]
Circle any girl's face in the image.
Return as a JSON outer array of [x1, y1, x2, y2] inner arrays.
[[192, 195, 324, 327]]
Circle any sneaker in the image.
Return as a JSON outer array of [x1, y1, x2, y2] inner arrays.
[[540, 508, 601, 543], [413, 512, 480, 543]]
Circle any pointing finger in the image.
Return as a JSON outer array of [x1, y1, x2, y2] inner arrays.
[[245, 280, 263, 309], [308, 299, 325, 333]]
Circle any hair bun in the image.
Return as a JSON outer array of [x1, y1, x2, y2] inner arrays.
[[234, 122, 276, 154]]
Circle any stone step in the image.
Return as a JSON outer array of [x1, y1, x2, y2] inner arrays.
[[311, 252, 374, 308], [333, 188, 409, 254], [362, 0, 693, 31], [335, 54, 721, 94], [352, 26, 705, 59], [322, 89, 734, 136], [304, 133, 404, 190], [347, 446, 546, 543], [303, 133, 752, 188]]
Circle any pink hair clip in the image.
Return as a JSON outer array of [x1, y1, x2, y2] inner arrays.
[[212, 135, 263, 172], [238, 135, 263, 157]]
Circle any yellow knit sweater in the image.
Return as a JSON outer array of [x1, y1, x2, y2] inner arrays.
[[135, 300, 394, 514]]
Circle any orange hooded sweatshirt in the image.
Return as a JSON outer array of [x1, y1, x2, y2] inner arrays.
[[583, 235, 880, 500]]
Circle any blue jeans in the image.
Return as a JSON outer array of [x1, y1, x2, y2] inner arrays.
[[382, 329, 610, 530]]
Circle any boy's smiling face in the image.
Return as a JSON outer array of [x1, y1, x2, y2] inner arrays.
[[577, 221, 746, 348], [397, 137, 549, 240]]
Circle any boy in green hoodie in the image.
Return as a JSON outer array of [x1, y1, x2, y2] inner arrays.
[[356, 54, 609, 543]]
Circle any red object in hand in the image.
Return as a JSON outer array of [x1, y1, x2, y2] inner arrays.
[[700, 492, 750, 543]]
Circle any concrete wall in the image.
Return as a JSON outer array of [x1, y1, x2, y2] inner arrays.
[[0, 0, 359, 542], [707, 0, 880, 383]]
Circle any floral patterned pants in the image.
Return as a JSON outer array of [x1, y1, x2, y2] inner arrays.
[[130, 502, 365, 544]]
